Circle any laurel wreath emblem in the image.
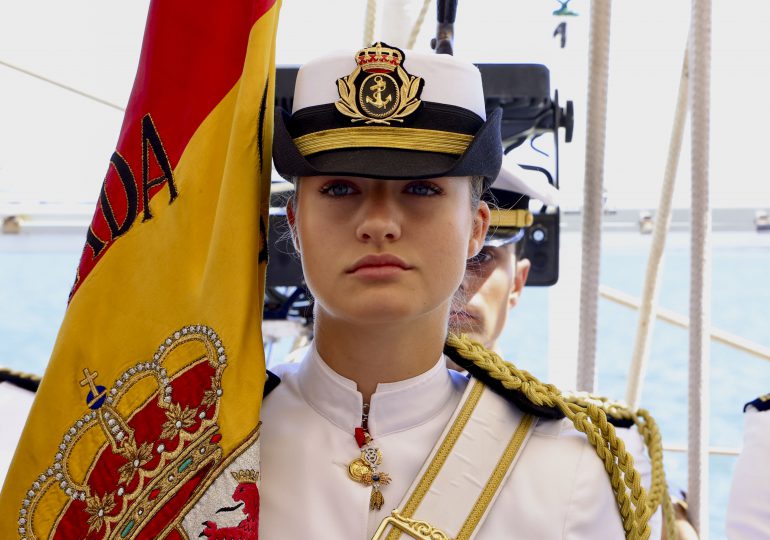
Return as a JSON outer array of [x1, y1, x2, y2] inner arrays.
[[335, 65, 423, 125]]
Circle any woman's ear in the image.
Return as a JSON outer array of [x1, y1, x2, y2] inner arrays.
[[509, 258, 531, 308], [286, 199, 300, 253], [467, 200, 491, 258]]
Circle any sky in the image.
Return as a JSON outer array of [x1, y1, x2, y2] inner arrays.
[[0, 0, 768, 210]]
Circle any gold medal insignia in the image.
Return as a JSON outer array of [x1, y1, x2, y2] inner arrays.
[[348, 446, 391, 511], [335, 42, 424, 125]]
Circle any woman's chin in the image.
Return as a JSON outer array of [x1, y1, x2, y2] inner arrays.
[[320, 296, 438, 326], [338, 304, 421, 325]]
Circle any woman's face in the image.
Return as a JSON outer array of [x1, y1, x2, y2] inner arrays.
[[288, 176, 490, 326]]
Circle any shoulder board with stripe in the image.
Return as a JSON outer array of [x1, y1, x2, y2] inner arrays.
[[744, 392, 770, 412], [443, 343, 564, 419], [444, 342, 637, 427], [264, 369, 281, 398], [0, 367, 40, 393]]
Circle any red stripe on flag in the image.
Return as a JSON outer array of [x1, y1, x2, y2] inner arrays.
[[72, 0, 276, 300]]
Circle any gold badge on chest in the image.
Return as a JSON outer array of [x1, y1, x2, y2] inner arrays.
[[335, 42, 424, 125], [348, 408, 391, 511], [348, 445, 392, 510]]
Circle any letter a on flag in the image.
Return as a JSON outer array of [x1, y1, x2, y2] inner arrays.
[[0, 1, 280, 538]]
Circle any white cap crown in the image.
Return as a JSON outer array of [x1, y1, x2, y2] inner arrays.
[[292, 47, 487, 120]]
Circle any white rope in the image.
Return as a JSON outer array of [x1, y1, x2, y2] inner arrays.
[[364, 0, 378, 47], [601, 285, 770, 363], [688, 0, 712, 534], [0, 59, 124, 111], [406, 0, 432, 49], [625, 49, 690, 410], [576, 0, 612, 393]]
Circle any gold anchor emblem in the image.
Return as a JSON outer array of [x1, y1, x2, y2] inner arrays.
[[358, 72, 399, 119], [336, 42, 423, 124], [366, 76, 393, 109]]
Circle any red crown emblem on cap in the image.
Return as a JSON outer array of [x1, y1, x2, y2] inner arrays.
[[355, 42, 402, 73]]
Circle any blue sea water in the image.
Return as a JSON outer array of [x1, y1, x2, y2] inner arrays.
[[2, 230, 769, 537]]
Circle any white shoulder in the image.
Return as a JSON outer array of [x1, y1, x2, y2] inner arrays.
[[501, 416, 627, 538], [562, 426, 627, 538], [268, 361, 301, 380]]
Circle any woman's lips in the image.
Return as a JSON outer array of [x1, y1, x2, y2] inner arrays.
[[350, 265, 408, 279], [346, 254, 413, 278]]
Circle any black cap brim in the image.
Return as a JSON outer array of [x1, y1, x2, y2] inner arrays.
[[273, 107, 503, 184]]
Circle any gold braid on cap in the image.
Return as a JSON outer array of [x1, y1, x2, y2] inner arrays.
[[293, 127, 473, 157], [444, 333, 654, 540], [489, 209, 533, 229]]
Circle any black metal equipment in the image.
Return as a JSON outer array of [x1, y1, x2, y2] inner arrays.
[[479, 63, 570, 287], [521, 211, 560, 286], [431, 0, 458, 55]]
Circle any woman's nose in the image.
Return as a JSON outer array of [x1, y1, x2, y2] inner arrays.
[[355, 191, 402, 243]]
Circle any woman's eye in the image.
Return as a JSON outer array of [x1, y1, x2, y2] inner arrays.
[[404, 182, 442, 196], [319, 182, 357, 197]]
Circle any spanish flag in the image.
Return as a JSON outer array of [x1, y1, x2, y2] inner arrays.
[[0, 1, 280, 537]]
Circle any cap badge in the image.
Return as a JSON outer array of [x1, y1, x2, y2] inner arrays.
[[335, 42, 424, 125]]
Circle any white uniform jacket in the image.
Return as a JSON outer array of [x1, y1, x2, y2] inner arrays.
[[257, 346, 643, 539], [727, 397, 770, 539]]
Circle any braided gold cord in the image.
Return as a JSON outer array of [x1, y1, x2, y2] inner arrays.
[[562, 395, 678, 539], [634, 409, 678, 540], [446, 334, 652, 540]]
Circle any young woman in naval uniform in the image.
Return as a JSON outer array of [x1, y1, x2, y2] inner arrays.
[[258, 42, 653, 539]]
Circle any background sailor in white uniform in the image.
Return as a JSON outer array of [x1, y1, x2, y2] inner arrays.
[[726, 393, 770, 539]]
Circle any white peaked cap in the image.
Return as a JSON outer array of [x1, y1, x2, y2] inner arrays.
[[292, 48, 487, 120], [492, 154, 560, 206]]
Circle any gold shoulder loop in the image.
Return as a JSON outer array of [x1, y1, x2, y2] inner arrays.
[[561, 391, 636, 426], [561, 391, 679, 540], [444, 334, 653, 540]]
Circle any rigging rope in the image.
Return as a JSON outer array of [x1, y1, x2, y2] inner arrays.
[[577, 0, 612, 392], [364, 0, 377, 47], [0, 59, 124, 112], [688, 0, 712, 534], [626, 49, 690, 410], [406, 0, 433, 49]]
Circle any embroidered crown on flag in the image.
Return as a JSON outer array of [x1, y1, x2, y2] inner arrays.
[[20, 326, 227, 537]]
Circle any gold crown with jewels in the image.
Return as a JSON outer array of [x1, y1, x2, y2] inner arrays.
[[18, 324, 229, 540], [355, 42, 403, 72]]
